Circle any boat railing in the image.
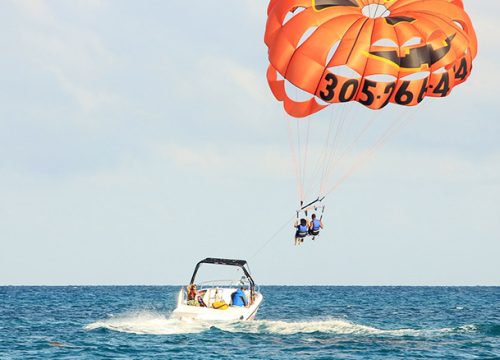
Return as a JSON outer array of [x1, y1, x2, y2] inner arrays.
[[179, 279, 259, 306], [197, 279, 248, 289]]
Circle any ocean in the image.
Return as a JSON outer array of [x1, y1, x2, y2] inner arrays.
[[1, 286, 499, 359]]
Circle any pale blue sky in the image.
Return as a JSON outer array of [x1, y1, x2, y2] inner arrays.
[[0, 0, 498, 285]]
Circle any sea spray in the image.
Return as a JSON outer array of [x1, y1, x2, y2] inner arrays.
[[85, 311, 477, 337]]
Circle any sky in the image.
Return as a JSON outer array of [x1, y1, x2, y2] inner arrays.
[[0, 0, 498, 286]]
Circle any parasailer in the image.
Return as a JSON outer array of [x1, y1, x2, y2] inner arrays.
[[309, 213, 324, 239], [264, 0, 477, 244], [294, 218, 310, 245], [294, 198, 326, 242]]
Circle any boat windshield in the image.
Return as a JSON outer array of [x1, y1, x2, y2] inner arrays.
[[196, 278, 252, 291]]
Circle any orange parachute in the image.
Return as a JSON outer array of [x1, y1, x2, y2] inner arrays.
[[265, 0, 478, 118]]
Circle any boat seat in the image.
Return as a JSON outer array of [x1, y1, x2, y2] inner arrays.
[[202, 288, 237, 307]]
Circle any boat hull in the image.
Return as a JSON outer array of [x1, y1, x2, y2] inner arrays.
[[171, 293, 263, 321]]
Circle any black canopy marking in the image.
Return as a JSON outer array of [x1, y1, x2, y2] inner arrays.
[[385, 16, 416, 25], [313, 0, 359, 10], [369, 34, 456, 69]]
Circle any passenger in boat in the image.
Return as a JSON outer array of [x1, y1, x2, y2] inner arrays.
[[187, 284, 199, 306], [187, 284, 197, 300], [197, 295, 207, 307], [294, 218, 309, 245], [308, 213, 323, 239], [231, 287, 248, 307]]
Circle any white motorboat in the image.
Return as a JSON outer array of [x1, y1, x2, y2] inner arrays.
[[171, 258, 263, 321]]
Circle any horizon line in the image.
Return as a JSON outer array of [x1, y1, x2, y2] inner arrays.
[[1, 284, 498, 287]]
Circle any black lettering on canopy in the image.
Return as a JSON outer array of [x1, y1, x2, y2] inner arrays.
[[313, 0, 359, 10], [368, 34, 456, 69]]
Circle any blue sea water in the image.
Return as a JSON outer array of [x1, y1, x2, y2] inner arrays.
[[1, 286, 499, 359]]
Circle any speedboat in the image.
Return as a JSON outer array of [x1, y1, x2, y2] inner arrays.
[[171, 258, 263, 321]]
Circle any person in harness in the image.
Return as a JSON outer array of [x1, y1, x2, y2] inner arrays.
[[294, 218, 309, 245], [308, 213, 323, 240]]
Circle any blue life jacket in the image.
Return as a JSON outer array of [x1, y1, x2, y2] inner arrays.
[[297, 224, 308, 237], [231, 289, 248, 307], [312, 219, 321, 231]]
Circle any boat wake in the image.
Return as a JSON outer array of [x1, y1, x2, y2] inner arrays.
[[84, 311, 208, 335], [84, 311, 478, 336]]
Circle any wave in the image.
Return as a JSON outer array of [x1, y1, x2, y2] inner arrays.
[[218, 320, 461, 337], [84, 311, 210, 335], [84, 311, 479, 337], [476, 324, 500, 337]]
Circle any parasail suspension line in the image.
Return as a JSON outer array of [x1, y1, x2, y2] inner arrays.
[[249, 214, 296, 261]]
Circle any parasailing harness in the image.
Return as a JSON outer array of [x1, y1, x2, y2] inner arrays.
[[295, 196, 326, 241]]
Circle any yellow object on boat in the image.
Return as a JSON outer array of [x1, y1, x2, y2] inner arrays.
[[212, 301, 228, 310]]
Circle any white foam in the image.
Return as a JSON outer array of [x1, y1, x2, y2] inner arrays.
[[456, 324, 478, 332], [84, 311, 479, 337], [84, 311, 211, 335], [216, 319, 452, 336]]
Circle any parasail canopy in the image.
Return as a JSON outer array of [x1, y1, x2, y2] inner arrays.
[[265, 0, 478, 118]]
